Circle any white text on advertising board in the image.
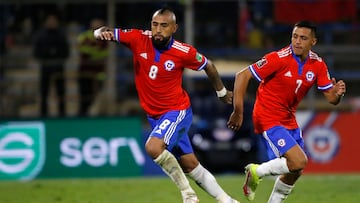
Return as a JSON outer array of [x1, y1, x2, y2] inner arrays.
[[60, 137, 145, 167]]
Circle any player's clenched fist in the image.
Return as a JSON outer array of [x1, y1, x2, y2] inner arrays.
[[94, 26, 115, 41]]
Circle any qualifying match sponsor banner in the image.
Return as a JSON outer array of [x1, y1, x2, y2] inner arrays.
[[0, 117, 145, 180], [297, 110, 360, 173], [40, 117, 145, 178], [0, 122, 45, 180]]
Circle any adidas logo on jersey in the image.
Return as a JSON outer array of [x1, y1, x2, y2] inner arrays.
[[140, 53, 147, 59], [284, 71, 292, 77]]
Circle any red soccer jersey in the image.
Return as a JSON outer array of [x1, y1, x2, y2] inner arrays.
[[114, 29, 207, 117], [249, 45, 333, 133]]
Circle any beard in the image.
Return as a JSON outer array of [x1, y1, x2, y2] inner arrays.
[[152, 35, 171, 50]]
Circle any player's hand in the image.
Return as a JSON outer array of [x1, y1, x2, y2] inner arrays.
[[94, 27, 115, 41], [332, 77, 346, 97], [219, 90, 233, 104], [227, 112, 243, 131]]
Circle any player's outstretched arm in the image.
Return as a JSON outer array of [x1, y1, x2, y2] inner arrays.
[[94, 26, 115, 41], [227, 68, 252, 131], [323, 77, 346, 105], [203, 59, 233, 104]]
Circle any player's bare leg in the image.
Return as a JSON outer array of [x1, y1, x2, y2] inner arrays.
[[146, 137, 198, 203], [268, 171, 301, 203], [180, 154, 239, 203], [244, 145, 306, 201], [266, 146, 306, 203]]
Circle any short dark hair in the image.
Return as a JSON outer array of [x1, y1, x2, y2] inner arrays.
[[294, 20, 317, 37], [156, 6, 175, 15], [153, 6, 176, 23]]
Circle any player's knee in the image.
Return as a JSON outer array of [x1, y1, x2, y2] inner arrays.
[[179, 154, 199, 173], [181, 162, 198, 173], [145, 137, 166, 159], [288, 156, 307, 172], [145, 143, 162, 159]]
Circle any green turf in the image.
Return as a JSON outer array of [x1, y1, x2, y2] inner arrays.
[[0, 174, 359, 202]]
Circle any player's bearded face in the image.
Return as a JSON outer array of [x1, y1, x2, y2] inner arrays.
[[151, 12, 177, 50], [152, 35, 171, 49]]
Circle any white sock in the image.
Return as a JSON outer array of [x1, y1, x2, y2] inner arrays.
[[268, 176, 294, 203], [154, 150, 195, 196], [187, 164, 232, 203], [256, 157, 290, 177]]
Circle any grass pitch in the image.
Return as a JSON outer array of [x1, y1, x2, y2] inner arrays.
[[0, 174, 359, 203]]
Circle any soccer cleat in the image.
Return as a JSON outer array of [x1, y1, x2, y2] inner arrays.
[[182, 191, 199, 203], [183, 196, 199, 203], [243, 164, 261, 201], [228, 198, 240, 203]]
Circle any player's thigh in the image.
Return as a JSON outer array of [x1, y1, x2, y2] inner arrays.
[[146, 109, 193, 156], [283, 144, 307, 171], [262, 126, 305, 160], [262, 126, 298, 159]]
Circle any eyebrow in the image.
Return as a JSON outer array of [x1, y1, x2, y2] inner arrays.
[[152, 20, 170, 25]]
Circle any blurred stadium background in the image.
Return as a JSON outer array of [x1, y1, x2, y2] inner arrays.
[[1, 0, 360, 182]]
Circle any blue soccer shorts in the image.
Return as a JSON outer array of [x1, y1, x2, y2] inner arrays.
[[260, 126, 305, 160], [147, 108, 194, 158]]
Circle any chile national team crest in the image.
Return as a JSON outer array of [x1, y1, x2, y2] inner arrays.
[[305, 71, 315, 82], [304, 126, 340, 163], [164, 60, 175, 71]]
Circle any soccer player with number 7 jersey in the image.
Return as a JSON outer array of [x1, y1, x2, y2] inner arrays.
[[94, 6, 239, 203], [227, 21, 346, 203]]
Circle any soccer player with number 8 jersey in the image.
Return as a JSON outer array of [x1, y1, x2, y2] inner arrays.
[[227, 21, 346, 203], [94, 6, 238, 203]]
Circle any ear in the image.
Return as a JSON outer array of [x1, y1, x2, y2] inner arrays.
[[173, 24, 178, 34], [312, 37, 317, 46]]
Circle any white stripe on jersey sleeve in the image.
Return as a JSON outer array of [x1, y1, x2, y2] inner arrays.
[[249, 65, 262, 82], [172, 41, 190, 53], [114, 28, 119, 41], [318, 83, 333, 91], [197, 57, 208, 71]]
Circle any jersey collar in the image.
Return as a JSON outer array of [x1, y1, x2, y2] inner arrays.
[[154, 37, 174, 52], [290, 44, 309, 63], [290, 45, 308, 75]]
